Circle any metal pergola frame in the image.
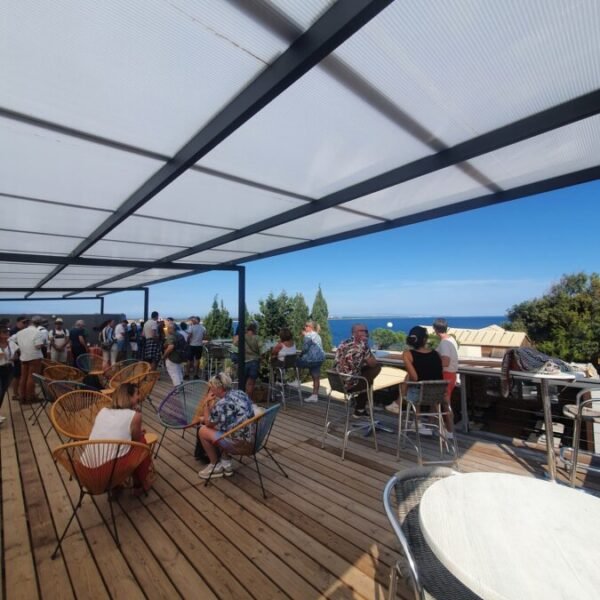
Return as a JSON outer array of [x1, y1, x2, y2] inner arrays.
[[2, 0, 600, 387]]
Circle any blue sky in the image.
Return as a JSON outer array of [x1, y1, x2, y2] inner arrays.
[[3, 180, 599, 319]]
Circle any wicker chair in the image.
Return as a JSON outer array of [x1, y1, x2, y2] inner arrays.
[[205, 404, 288, 498], [109, 371, 161, 408], [50, 390, 112, 440], [47, 380, 97, 401], [75, 353, 105, 375], [383, 467, 479, 600], [51, 440, 151, 557], [41, 358, 62, 371], [107, 361, 150, 390], [100, 359, 139, 387], [398, 381, 459, 466], [155, 379, 210, 457], [30, 373, 52, 428], [44, 364, 84, 382]]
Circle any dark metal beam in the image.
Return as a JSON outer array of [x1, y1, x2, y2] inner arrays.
[[0, 287, 145, 292], [0, 253, 217, 271], [237, 266, 246, 390], [0, 296, 100, 302], [143, 288, 149, 322], [29, 0, 393, 296], [233, 164, 600, 264], [100, 297, 105, 315], [154, 89, 600, 264]]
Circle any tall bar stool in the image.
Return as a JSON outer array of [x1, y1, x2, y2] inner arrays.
[[560, 388, 600, 486], [207, 344, 228, 378], [397, 380, 459, 466], [269, 354, 302, 409], [322, 370, 378, 460]]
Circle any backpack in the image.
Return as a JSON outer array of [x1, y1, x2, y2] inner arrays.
[[174, 333, 188, 355], [99, 327, 113, 351]]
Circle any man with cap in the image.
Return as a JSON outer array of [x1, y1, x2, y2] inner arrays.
[[12, 316, 44, 403], [49, 318, 70, 363]]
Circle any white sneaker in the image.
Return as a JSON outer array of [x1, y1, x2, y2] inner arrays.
[[304, 394, 318, 403], [288, 379, 301, 387], [220, 459, 234, 477], [198, 462, 224, 479], [385, 402, 400, 414], [418, 426, 433, 436]]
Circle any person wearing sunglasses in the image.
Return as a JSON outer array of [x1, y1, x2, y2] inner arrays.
[[333, 323, 381, 418], [196, 372, 255, 479]]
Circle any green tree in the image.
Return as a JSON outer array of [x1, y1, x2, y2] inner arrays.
[[371, 328, 406, 350], [289, 293, 310, 346], [255, 291, 293, 339], [311, 285, 332, 351], [204, 296, 232, 338], [505, 272, 600, 361]]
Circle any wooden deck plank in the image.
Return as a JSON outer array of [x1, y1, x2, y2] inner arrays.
[[3, 374, 598, 600]]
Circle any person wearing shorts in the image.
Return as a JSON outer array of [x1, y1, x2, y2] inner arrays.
[[233, 322, 261, 400], [196, 373, 255, 479], [296, 320, 325, 403], [433, 318, 458, 439], [186, 316, 206, 379]]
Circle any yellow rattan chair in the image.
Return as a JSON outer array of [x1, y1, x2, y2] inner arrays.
[[44, 364, 85, 382], [51, 439, 151, 557], [50, 390, 113, 440], [108, 361, 151, 390]]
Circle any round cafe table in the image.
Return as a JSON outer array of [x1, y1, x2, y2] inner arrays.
[[419, 472, 600, 600]]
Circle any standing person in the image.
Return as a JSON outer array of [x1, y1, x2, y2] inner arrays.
[[297, 320, 325, 403], [186, 316, 206, 380], [114, 318, 129, 363], [99, 319, 116, 367], [196, 373, 255, 479], [38, 319, 50, 358], [13, 316, 44, 403], [334, 323, 381, 418], [69, 320, 88, 367], [433, 318, 458, 438], [49, 318, 70, 363], [129, 322, 140, 357], [9, 316, 28, 400], [233, 322, 262, 400], [162, 321, 184, 387], [0, 326, 16, 423], [143, 311, 161, 370]]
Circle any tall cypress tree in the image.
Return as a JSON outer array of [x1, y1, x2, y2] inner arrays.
[[311, 285, 332, 351], [204, 296, 232, 338], [289, 293, 310, 346]]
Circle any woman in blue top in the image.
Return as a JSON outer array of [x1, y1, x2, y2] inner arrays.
[[297, 320, 325, 403], [196, 373, 255, 479]]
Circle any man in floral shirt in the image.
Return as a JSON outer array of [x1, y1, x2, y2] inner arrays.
[[334, 323, 381, 418], [197, 372, 255, 479]]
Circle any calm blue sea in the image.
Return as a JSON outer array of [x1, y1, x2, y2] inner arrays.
[[328, 316, 505, 346]]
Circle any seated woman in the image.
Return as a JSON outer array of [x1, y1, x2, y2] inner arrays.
[[232, 322, 261, 400], [296, 320, 325, 403], [196, 373, 255, 479], [385, 326, 443, 435], [87, 383, 154, 495], [270, 327, 297, 366]]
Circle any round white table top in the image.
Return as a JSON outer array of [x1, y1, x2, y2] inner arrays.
[[419, 472, 600, 600]]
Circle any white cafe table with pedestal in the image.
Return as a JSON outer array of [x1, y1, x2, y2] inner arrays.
[[419, 472, 600, 600]]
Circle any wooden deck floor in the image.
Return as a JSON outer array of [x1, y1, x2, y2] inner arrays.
[[1, 377, 598, 600]]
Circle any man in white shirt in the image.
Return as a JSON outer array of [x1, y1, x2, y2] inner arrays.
[[48, 317, 70, 363], [114, 318, 129, 363], [186, 316, 206, 380], [14, 316, 44, 403], [433, 318, 459, 438]]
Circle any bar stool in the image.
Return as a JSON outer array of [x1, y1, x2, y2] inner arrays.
[[560, 388, 600, 486], [322, 370, 378, 460], [269, 354, 302, 409], [207, 345, 228, 378], [397, 380, 459, 466]]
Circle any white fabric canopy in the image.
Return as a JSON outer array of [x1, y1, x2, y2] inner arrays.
[[1, 0, 599, 299]]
